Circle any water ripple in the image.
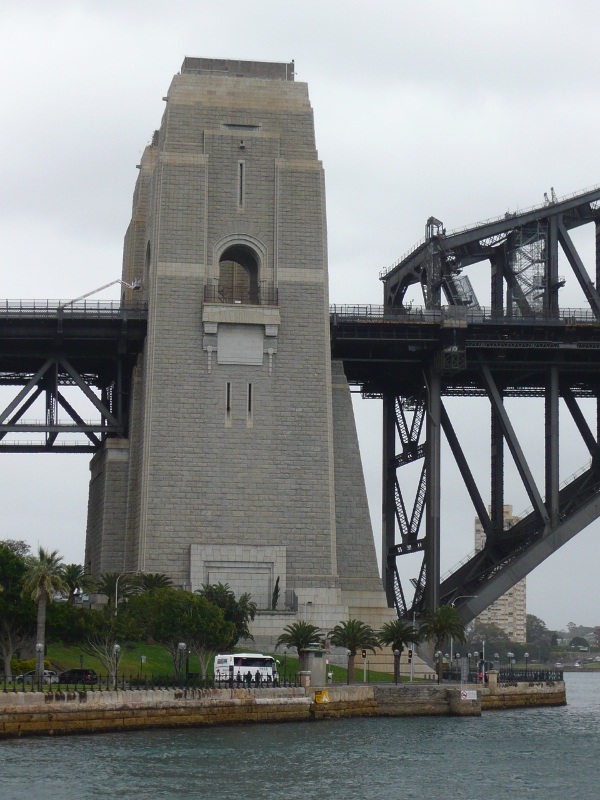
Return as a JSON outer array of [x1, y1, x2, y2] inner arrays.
[[2, 673, 598, 800]]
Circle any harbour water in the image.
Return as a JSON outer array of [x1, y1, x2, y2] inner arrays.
[[3, 673, 598, 800]]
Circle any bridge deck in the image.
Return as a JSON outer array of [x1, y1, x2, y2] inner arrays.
[[330, 304, 600, 397]]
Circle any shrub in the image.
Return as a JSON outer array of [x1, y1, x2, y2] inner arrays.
[[10, 658, 51, 674]]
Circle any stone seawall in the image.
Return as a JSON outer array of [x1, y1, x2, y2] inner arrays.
[[308, 686, 379, 719], [0, 687, 310, 738], [374, 685, 481, 717], [0, 681, 565, 738], [480, 680, 566, 710]]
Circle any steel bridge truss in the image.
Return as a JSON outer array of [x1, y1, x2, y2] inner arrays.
[[382, 359, 600, 624], [369, 185, 600, 623], [0, 356, 123, 452], [0, 302, 146, 453]]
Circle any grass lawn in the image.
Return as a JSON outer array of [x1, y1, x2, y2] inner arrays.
[[46, 643, 424, 683]]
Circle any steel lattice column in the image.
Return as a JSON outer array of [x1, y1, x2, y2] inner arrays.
[[382, 391, 397, 607], [491, 404, 504, 540], [491, 250, 504, 317], [545, 365, 559, 527], [424, 366, 441, 611], [547, 215, 559, 314], [596, 220, 600, 442]]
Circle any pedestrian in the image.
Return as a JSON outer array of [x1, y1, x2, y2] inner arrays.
[[255, 669, 261, 687]]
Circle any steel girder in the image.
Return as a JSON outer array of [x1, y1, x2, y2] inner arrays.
[[0, 304, 146, 452], [335, 186, 600, 621], [382, 186, 600, 319]]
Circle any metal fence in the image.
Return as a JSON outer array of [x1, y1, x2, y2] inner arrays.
[[498, 669, 563, 682], [203, 285, 278, 306], [329, 304, 600, 326], [0, 300, 147, 319], [2, 672, 299, 694], [443, 668, 564, 684]]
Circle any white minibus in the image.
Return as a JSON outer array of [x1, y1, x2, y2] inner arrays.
[[214, 653, 279, 684]]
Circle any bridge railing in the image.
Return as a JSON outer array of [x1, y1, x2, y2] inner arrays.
[[0, 300, 147, 318], [329, 304, 600, 326]]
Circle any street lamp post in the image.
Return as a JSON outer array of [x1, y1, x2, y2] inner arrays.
[[524, 652, 529, 678], [58, 278, 141, 310], [35, 642, 44, 689], [507, 651, 514, 677], [393, 649, 400, 685], [113, 643, 121, 690], [482, 640, 486, 684], [114, 570, 143, 615], [455, 652, 460, 683], [178, 642, 186, 686]]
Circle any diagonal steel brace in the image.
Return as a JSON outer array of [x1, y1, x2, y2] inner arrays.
[[480, 363, 549, 525]]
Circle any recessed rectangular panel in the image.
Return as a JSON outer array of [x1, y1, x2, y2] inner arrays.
[[217, 323, 264, 365], [207, 565, 271, 609]]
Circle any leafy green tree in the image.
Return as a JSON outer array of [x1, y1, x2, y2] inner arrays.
[[185, 597, 236, 680], [136, 573, 173, 594], [197, 583, 257, 645], [275, 621, 322, 671], [46, 602, 88, 647], [77, 607, 141, 679], [570, 636, 589, 649], [329, 619, 379, 684], [0, 540, 31, 558], [465, 621, 511, 659], [62, 564, 95, 604], [420, 606, 466, 683], [378, 619, 420, 683], [0, 544, 36, 679], [22, 547, 66, 679], [129, 589, 234, 680], [527, 614, 549, 643]]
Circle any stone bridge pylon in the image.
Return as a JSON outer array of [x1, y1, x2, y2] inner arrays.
[[85, 58, 394, 646]]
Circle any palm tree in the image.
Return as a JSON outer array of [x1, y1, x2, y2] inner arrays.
[[62, 564, 95, 604], [419, 605, 466, 683], [136, 573, 173, 594], [275, 621, 322, 671], [95, 572, 135, 607], [22, 547, 66, 680], [379, 619, 420, 683], [329, 619, 379, 684]]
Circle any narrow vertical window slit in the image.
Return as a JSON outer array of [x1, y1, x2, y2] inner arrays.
[[238, 161, 245, 208], [226, 382, 232, 427], [247, 383, 253, 427]]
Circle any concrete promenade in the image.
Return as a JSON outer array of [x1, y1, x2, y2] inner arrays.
[[0, 679, 565, 738]]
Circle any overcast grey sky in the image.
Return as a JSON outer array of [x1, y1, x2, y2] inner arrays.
[[1, 0, 599, 631]]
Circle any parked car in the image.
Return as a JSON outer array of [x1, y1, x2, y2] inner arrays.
[[16, 670, 59, 685], [58, 669, 98, 685], [554, 662, 563, 667]]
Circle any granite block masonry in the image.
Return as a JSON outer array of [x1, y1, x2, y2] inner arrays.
[[84, 57, 395, 645]]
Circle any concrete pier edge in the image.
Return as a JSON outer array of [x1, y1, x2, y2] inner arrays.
[[0, 681, 566, 738]]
